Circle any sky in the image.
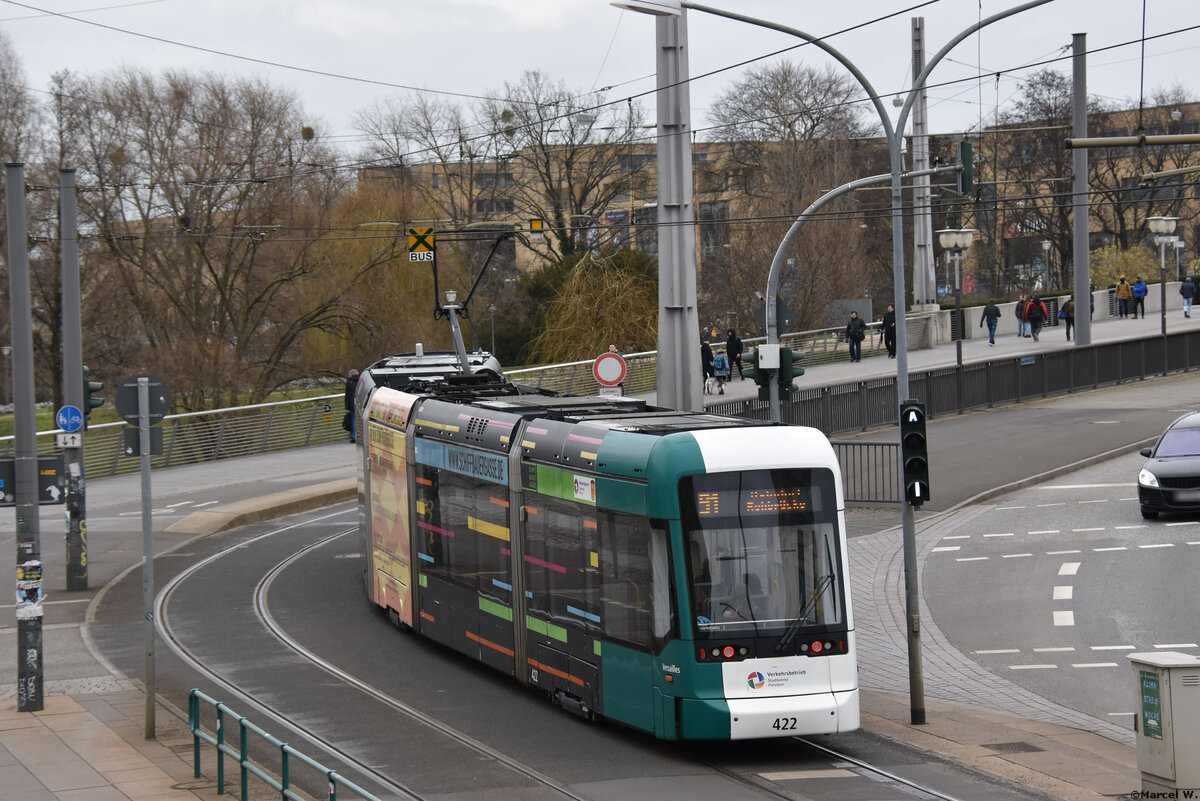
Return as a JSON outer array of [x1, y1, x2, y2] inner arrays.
[[2, 0, 1198, 155]]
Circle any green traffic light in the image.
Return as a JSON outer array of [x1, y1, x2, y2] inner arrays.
[[82, 365, 105, 428]]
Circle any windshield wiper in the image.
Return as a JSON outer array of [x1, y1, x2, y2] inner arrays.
[[775, 574, 833, 654]]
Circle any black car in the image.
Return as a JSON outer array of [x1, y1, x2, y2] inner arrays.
[[1138, 411, 1200, 519]]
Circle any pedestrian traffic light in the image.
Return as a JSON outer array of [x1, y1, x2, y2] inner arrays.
[[776, 346, 805, 394], [744, 348, 771, 398], [82, 365, 104, 428], [957, 140, 974, 195], [899, 399, 930, 506]]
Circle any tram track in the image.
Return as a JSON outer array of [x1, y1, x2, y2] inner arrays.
[[155, 511, 1019, 801]]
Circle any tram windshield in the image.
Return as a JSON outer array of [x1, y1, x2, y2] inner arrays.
[[681, 468, 844, 638]]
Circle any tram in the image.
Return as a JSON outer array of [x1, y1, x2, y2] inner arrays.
[[353, 353, 858, 740]]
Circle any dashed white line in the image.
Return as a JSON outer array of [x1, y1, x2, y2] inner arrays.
[[956, 556, 989, 562], [1154, 643, 1199, 649], [1092, 645, 1135, 651], [1053, 586, 1074, 600], [1001, 553, 1033, 558], [984, 532, 1014, 538], [931, 546, 961, 552], [1073, 662, 1118, 668], [1033, 647, 1075, 653], [1036, 503, 1066, 508], [1072, 527, 1105, 532], [1047, 549, 1081, 555], [1011, 664, 1058, 670], [975, 649, 1021, 654], [1093, 547, 1127, 552], [1139, 543, 1175, 549], [1079, 499, 1109, 504], [1058, 562, 1081, 576], [1166, 521, 1200, 527], [1032, 529, 1061, 535], [996, 505, 1025, 510], [1053, 611, 1075, 626], [942, 535, 971, 540], [1115, 525, 1146, 530]]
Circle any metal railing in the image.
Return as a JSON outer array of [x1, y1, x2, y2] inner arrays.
[[0, 394, 346, 479], [189, 689, 380, 801]]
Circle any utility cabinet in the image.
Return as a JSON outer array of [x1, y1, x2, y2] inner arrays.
[[1129, 651, 1200, 793]]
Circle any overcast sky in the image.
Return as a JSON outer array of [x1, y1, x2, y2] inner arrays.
[[3, 0, 1198, 152]]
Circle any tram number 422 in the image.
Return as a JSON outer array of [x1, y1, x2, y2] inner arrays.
[[772, 717, 799, 731]]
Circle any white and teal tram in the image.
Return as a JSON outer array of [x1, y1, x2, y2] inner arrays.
[[354, 357, 858, 739]]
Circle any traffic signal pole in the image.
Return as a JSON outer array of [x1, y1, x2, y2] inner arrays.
[[60, 170, 88, 590]]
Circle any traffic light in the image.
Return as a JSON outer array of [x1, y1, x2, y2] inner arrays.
[[776, 347, 805, 394], [82, 365, 104, 428], [899, 399, 930, 505], [744, 348, 771, 399], [956, 140, 974, 195]]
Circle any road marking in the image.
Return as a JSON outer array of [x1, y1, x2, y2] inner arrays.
[[996, 505, 1025, 510], [1154, 643, 1199, 649], [975, 649, 1021, 654], [1058, 562, 1081, 576], [1092, 645, 1135, 651], [1047, 549, 1081, 555], [931, 546, 961, 552], [1036, 503, 1066, 507], [984, 532, 1014, 538], [1166, 521, 1199, 527], [1053, 586, 1073, 600], [1190, 541, 1200, 546], [1115, 525, 1146, 530], [1042, 482, 1133, 486], [1079, 499, 1109, 504], [1032, 529, 1061, 535], [1033, 647, 1075, 652], [193, 500, 220, 508], [956, 556, 989, 562], [1073, 662, 1118, 668], [1108, 712, 1136, 717], [942, 534, 971, 539], [1072, 527, 1105, 532], [1094, 547, 1127, 552], [1011, 664, 1058, 670], [1002, 553, 1033, 558], [1119, 496, 1137, 501], [1053, 611, 1075, 626], [1139, 543, 1174, 549], [761, 769, 856, 780]]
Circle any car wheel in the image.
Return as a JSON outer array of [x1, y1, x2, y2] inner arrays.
[[1141, 507, 1159, 520]]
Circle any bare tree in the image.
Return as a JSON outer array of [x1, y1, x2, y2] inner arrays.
[[0, 31, 35, 163]]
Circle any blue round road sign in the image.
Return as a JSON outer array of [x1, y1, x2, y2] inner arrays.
[[56, 405, 84, 433]]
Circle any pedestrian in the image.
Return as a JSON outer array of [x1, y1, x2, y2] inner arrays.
[[881, 304, 897, 358], [1115, 275, 1132, 319], [845, 311, 867, 362], [980, 299, 1001, 346], [1062, 297, 1075, 341], [344, 368, 360, 444], [1181, 276, 1196, 318], [1132, 276, 1148, 318], [1015, 295, 1029, 337], [712, 348, 731, 394], [725, 329, 744, 380], [700, 340, 715, 393], [1024, 295, 1049, 341]]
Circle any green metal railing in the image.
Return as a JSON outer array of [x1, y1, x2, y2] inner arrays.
[[189, 689, 380, 801]]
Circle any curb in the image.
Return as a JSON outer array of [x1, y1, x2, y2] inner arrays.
[[164, 477, 358, 535]]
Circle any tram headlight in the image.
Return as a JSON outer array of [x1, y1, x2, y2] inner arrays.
[[1139, 468, 1160, 488]]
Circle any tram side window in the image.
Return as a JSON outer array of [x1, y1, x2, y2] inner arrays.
[[598, 513, 674, 651], [522, 495, 600, 628], [416, 466, 511, 599]]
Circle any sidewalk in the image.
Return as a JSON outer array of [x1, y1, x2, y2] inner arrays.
[[3, 311, 1183, 797]]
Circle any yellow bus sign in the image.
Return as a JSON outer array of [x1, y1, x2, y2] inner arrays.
[[408, 228, 435, 261]]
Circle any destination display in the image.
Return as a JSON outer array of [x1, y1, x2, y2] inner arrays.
[[696, 486, 812, 517]]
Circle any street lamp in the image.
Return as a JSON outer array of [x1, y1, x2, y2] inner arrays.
[[936, 229, 975, 413], [1148, 217, 1178, 367], [1041, 239, 1052, 286]]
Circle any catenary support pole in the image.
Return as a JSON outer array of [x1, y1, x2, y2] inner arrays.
[[7, 163, 44, 712], [140, 377, 156, 738], [61, 169, 88, 590], [1072, 34, 1092, 346]]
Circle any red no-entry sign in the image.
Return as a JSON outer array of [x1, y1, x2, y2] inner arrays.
[[592, 352, 627, 387]]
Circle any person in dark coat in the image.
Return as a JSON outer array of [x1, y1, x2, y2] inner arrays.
[[1023, 295, 1049, 342], [845, 311, 867, 362], [1062, 297, 1075, 341], [1180, 277, 1196, 318], [979, 299, 1001, 346], [725, 329, 744, 380], [700, 341, 715, 383], [344, 369, 360, 443], [881, 304, 897, 358]]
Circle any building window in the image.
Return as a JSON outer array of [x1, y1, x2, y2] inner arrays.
[[476, 172, 515, 188], [699, 200, 730, 256], [634, 206, 657, 254], [475, 197, 515, 215]]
